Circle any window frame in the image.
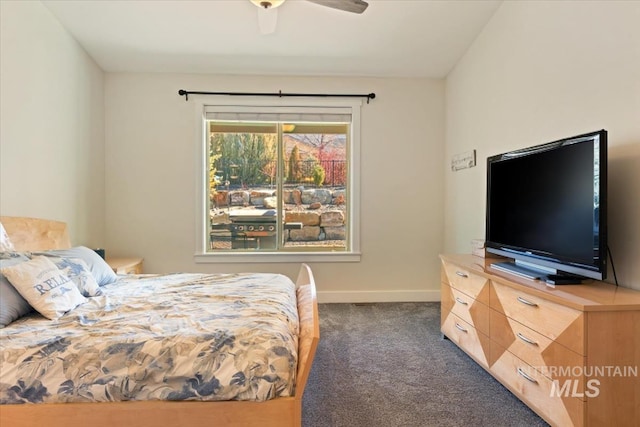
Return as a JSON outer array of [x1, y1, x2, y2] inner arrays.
[[193, 98, 362, 263]]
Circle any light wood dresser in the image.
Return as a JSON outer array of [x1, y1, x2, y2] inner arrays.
[[106, 256, 144, 274], [440, 254, 640, 427]]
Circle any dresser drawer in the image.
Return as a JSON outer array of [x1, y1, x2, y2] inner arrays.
[[490, 309, 585, 397], [441, 261, 490, 305], [490, 342, 584, 427], [442, 313, 491, 368], [442, 284, 489, 334], [490, 281, 585, 355]]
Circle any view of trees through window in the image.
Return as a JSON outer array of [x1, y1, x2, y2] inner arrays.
[[207, 121, 349, 252]]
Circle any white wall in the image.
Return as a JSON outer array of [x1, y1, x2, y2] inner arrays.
[[105, 73, 445, 301], [445, 1, 640, 289], [0, 1, 105, 247]]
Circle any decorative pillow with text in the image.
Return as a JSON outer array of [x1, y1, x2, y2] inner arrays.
[[32, 246, 118, 286], [50, 257, 103, 297], [1, 256, 87, 320]]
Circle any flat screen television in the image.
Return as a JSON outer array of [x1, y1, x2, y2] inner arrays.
[[485, 130, 607, 282]]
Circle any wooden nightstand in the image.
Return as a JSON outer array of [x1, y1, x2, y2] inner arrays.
[[106, 257, 143, 274]]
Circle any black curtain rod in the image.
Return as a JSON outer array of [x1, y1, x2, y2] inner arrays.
[[178, 89, 376, 103]]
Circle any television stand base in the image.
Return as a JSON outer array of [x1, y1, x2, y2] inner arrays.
[[489, 261, 546, 280], [544, 274, 584, 285], [490, 261, 586, 285]]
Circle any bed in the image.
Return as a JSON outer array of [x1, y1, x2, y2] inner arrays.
[[0, 216, 319, 427]]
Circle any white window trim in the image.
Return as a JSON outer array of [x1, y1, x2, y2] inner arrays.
[[193, 97, 362, 263]]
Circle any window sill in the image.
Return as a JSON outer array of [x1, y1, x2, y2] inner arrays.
[[194, 251, 361, 263]]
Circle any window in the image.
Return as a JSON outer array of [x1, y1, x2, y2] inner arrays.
[[195, 102, 361, 263]]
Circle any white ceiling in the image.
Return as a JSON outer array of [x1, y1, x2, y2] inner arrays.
[[42, 0, 502, 78]]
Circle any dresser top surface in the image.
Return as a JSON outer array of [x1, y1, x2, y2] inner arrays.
[[441, 254, 640, 311]]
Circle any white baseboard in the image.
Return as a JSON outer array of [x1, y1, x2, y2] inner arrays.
[[317, 290, 441, 304]]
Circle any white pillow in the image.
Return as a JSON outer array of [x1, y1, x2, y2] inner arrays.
[[0, 223, 15, 251], [1, 256, 87, 320]]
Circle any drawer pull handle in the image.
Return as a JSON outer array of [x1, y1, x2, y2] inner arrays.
[[455, 323, 468, 333], [517, 296, 538, 307], [455, 297, 468, 306], [517, 332, 539, 346], [455, 271, 469, 278], [517, 367, 538, 384]]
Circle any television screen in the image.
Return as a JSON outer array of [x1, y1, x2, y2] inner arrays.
[[485, 130, 607, 281]]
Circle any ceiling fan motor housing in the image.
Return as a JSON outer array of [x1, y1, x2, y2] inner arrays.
[[250, 0, 285, 9]]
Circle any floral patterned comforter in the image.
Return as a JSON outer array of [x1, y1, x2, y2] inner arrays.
[[0, 273, 299, 404]]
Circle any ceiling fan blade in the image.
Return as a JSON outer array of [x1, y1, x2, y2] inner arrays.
[[257, 7, 278, 34], [306, 0, 368, 14]]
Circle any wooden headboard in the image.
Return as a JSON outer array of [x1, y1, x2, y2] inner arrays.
[[0, 216, 71, 251]]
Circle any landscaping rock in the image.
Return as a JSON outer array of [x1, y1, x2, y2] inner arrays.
[[321, 210, 345, 226]]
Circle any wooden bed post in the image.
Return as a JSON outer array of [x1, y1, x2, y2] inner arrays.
[[294, 264, 320, 402]]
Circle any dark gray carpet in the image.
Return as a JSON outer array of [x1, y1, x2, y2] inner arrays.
[[302, 302, 549, 427]]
